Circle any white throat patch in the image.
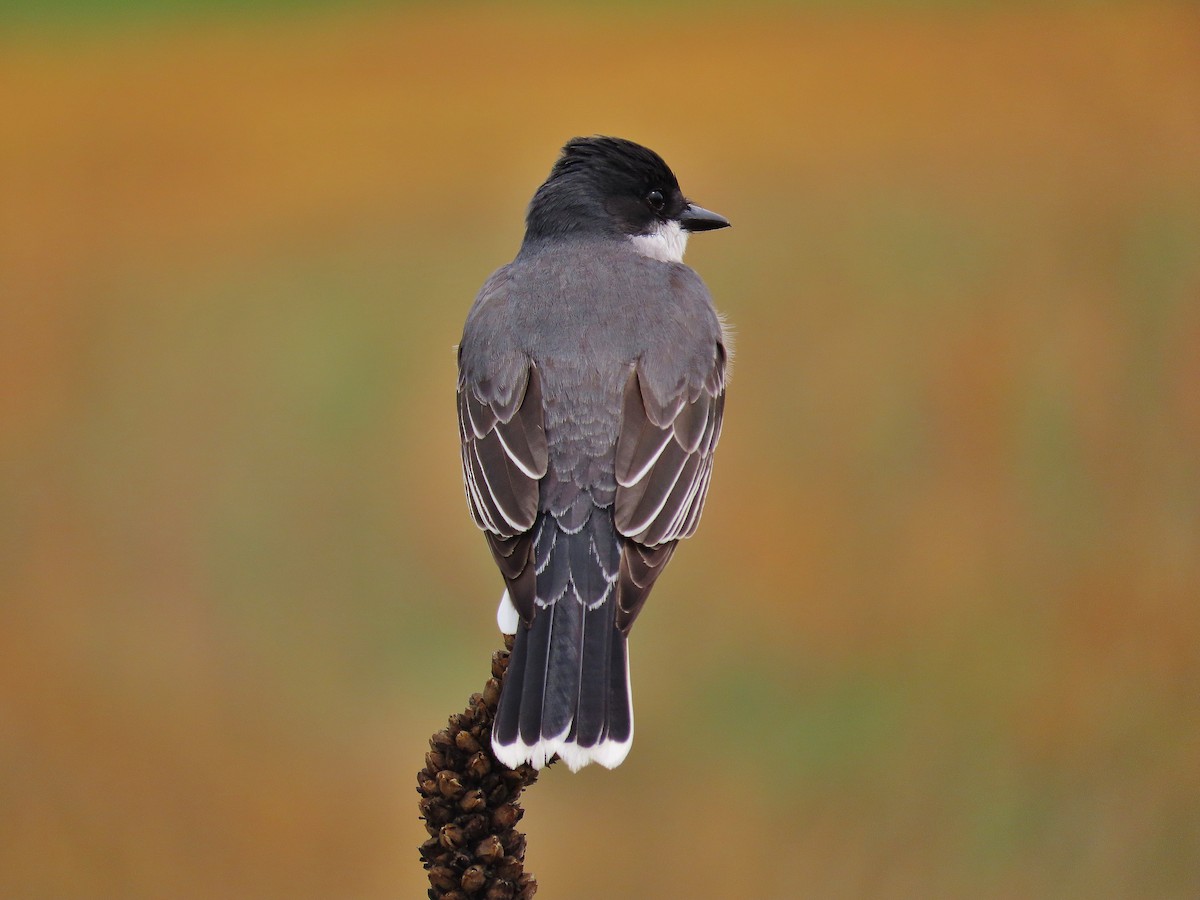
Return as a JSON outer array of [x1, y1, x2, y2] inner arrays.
[[628, 220, 688, 263]]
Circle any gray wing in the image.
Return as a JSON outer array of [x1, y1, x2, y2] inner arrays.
[[612, 342, 727, 630], [458, 362, 549, 616]]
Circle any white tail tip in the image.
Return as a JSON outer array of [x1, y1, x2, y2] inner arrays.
[[492, 733, 633, 772]]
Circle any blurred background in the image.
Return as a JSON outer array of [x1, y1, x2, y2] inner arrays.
[[2, 1, 1198, 897]]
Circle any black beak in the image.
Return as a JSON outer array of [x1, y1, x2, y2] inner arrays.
[[679, 203, 730, 233]]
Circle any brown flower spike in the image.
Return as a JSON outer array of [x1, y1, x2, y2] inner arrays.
[[418, 637, 546, 898]]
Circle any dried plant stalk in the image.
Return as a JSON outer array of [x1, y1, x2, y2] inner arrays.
[[417, 636, 546, 899]]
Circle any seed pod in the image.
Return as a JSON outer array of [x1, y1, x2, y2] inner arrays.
[[460, 864, 487, 894], [456, 730, 482, 754], [491, 652, 508, 680], [494, 857, 523, 882], [491, 803, 520, 830], [422, 799, 453, 826], [461, 812, 489, 841], [474, 834, 504, 864], [458, 789, 486, 813], [438, 822, 465, 851], [428, 865, 459, 892], [437, 770, 465, 799], [482, 678, 502, 708], [484, 881, 515, 900], [467, 751, 492, 779], [418, 837, 442, 862]]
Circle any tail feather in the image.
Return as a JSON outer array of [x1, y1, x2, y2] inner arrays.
[[570, 599, 613, 748], [494, 618, 526, 750], [606, 632, 632, 746], [541, 593, 584, 739], [492, 512, 633, 772], [516, 594, 552, 748]]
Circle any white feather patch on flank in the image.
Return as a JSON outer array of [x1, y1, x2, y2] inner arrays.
[[629, 219, 689, 263], [496, 589, 520, 635]]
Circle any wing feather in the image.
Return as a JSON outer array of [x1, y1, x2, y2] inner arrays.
[[458, 365, 548, 539], [613, 356, 725, 547], [611, 346, 726, 632], [459, 363, 547, 625], [471, 431, 531, 532]]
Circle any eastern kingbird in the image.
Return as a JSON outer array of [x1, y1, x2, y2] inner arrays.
[[457, 136, 730, 772]]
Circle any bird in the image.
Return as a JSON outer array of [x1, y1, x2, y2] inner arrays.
[[456, 136, 730, 772]]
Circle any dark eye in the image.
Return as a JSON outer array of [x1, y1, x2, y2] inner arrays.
[[646, 190, 665, 212]]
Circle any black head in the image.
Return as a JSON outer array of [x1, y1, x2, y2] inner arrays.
[[523, 136, 729, 255]]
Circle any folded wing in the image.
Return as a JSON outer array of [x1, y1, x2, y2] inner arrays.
[[612, 347, 726, 630], [458, 364, 549, 620]]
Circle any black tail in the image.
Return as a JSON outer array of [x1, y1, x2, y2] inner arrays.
[[491, 511, 633, 771]]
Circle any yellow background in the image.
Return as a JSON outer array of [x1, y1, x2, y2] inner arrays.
[[2, 3, 1198, 897]]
